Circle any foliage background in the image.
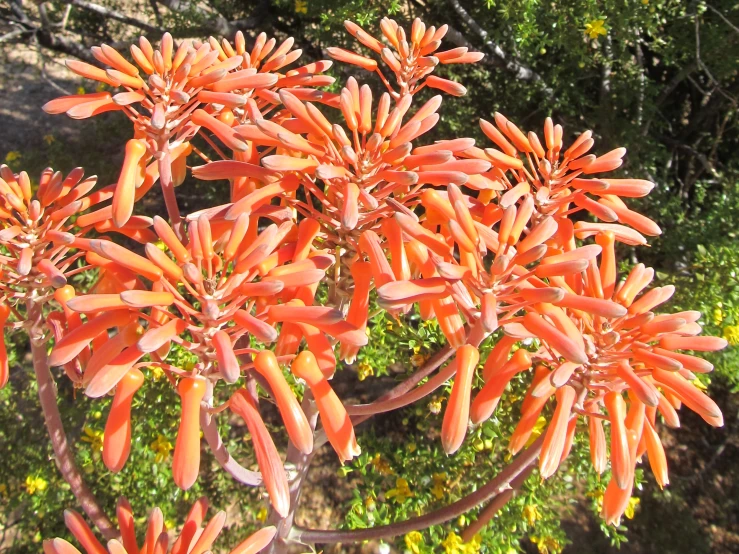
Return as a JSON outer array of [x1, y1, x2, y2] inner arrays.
[[1, 0, 737, 552]]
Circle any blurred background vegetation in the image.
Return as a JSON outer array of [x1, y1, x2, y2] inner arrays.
[[1, 0, 738, 552]]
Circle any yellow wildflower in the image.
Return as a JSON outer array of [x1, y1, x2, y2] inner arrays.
[[150, 434, 173, 463], [522, 416, 548, 449], [295, 0, 308, 14], [587, 489, 604, 512], [584, 19, 607, 39], [523, 504, 541, 526], [4, 151, 21, 163], [441, 532, 481, 554], [95, 82, 107, 92], [624, 496, 640, 519], [723, 325, 739, 346], [531, 535, 562, 554], [357, 361, 374, 381], [404, 531, 424, 553], [76, 86, 86, 95], [256, 507, 268, 522], [428, 397, 443, 415], [408, 442, 417, 453], [713, 304, 724, 326], [148, 365, 164, 380], [25, 475, 48, 495], [430, 472, 448, 500], [386, 478, 413, 502], [43, 134, 55, 145], [81, 426, 104, 453], [370, 453, 394, 475], [365, 495, 376, 512]]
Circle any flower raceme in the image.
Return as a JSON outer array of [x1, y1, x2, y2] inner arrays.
[[24, 15, 729, 538], [239, 85, 490, 238], [48, 193, 365, 489], [41, 32, 278, 145], [44, 496, 276, 554], [483, 230, 727, 523], [0, 165, 96, 296], [42, 31, 331, 230], [466, 114, 660, 243], [0, 164, 135, 386], [333, 18, 483, 98]]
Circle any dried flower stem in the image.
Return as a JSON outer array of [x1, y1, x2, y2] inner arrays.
[[27, 301, 117, 540]]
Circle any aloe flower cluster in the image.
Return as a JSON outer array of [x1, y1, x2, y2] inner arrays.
[[0, 16, 729, 552], [45, 496, 275, 554]]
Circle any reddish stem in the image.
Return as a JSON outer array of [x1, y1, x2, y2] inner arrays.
[[268, 390, 319, 554], [290, 434, 544, 544], [28, 302, 117, 540]]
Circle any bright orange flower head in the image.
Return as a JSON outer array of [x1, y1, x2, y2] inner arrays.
[[51, 206, 329, 396], [42, 33, 276, 147], [335, 18, 483, 98], [257, 84, 487, 239], [465, 114, 660, 243], [0, 165, 97, 296], [45, 497, 276, 554], [47, 185, 350, 483], [209, 31, 337, 124], [377, 183, 562, 348], [489, 230, 726, 523]]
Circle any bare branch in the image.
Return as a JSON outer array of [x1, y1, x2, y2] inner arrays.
[[705, 3, 739, 35], [446, 0, 553, 97], [57, 0, 164, 34]]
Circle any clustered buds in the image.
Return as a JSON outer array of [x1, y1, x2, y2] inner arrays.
[[1, 17, 728, 547], [44, 496, 275, 554]]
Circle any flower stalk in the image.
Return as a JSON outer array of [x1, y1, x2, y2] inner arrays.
[[27, 299, 117, 540]]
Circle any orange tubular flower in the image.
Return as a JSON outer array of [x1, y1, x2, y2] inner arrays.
[[498, 230, 726, 523], [336, 18, 483, 98], [465, 114, 660, 241], [230, 388, 291, 517], [0, 303, 9, 388], [102, 368, 144, 473], [45, 497, 276, 554], [0, 166, 96, 295], [441, 345, 479, 454], [173, 376, 207, 490], [291, 350, 360, 463]]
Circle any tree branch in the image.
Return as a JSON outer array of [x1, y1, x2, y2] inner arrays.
[[446, 0, 553, 97], [57, 0, 164, 34], [705, 3, 739, 35]]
